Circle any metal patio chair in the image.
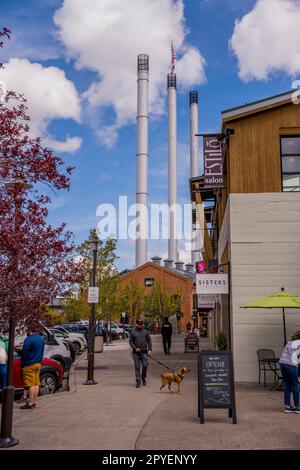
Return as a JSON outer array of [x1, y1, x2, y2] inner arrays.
[[257, 349, 279, 387]]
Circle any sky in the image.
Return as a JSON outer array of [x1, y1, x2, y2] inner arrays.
[[1, 0, 299, 270]]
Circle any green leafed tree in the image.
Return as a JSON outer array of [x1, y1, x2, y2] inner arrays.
[[96, 274, 120, 322], [144, 277, 183, 320], [78, 229, 119, 322], [117, 277, 145, 324], [63, 296, 89, 323], [78, 229, 118, 287]]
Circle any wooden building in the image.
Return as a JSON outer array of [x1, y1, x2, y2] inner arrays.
[[191, 90, 300, 381]]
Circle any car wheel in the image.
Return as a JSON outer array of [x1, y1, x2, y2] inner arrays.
[[73, 341, 81, 355], [39, 372, 58, 395]]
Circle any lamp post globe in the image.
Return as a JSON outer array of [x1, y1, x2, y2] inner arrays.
[[89, 233, 99, 252]]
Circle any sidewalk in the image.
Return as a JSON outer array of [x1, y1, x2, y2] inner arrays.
[[2, 334, 300, 450], [5, 337, 167, 450]]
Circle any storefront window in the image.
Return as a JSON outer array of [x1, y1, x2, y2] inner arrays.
[[281, 137, 300, 191]]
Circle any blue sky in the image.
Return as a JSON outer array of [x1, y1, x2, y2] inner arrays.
[[1, 0, 298, 269]]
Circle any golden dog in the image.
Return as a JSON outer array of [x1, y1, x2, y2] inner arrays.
[[160, 367, 190, 393]]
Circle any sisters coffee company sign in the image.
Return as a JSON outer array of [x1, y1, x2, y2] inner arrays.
[[203, 135, 224, 188], [196, 274, 229, 295]]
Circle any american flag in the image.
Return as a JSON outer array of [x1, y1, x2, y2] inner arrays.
[[171, 42, 176, 73]]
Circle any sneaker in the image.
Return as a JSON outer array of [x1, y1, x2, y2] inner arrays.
[[293, 407, 300, 414], [142, 378, 146, 386], [284, 406, 295, 413], [136, 380, 141, 388]]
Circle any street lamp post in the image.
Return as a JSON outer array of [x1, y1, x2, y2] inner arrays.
[[84, 233, 99, 385], [0, 311, 18, 448], [0, 177, 32, 448]]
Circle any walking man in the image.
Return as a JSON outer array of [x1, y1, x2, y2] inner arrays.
[[129, 319, 152, 388], [161, 316, 173, 355], [17, 324, 45, 409]]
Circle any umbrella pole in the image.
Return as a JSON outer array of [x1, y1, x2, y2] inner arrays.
[[283, 308, 287, 346]]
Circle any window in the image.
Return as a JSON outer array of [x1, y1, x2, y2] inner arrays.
[[144, 278, 154, 287], [281, 137, 300, 191]]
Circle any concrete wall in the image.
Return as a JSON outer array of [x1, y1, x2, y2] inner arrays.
[[230, 193, 300, 382]]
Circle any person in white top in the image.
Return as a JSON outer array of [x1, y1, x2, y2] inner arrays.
[[279, 330, 300, 413]]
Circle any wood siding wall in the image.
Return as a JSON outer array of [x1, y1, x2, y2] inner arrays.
[[225, 103, 300, 193]]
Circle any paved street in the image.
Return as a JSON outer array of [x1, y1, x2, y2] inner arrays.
[[1, 334, 300, 450]]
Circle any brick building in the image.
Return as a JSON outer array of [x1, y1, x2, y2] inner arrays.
[[118, 257, 196, 332]]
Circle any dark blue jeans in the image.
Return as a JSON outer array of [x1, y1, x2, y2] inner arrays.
[[133, 353, 148, 382], [280, 363, 299, 407], [0, 363, 7, 389]]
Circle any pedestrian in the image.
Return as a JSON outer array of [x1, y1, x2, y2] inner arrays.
[[161, 316, 172, 355], [16, 324, 45, 409], [0, 334, 8, 390], [186, 321, 192, 333], [129, 319, 152, 388], [279, 330, 300, 413]]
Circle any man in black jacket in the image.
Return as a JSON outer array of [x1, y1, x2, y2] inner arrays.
[[129, 319, 152, 388], [161, 317, 172, 355]]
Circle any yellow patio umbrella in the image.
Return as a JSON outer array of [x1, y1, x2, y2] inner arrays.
[[241, 288, 300, 345]]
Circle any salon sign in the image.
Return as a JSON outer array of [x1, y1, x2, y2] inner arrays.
[[203, 135, 224, 188], [196, 274, 229, 295]]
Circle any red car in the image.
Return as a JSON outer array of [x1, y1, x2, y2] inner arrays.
[[12, 356, 63, 395]]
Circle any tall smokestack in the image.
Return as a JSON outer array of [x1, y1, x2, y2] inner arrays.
[[190, 90, 199, 264], [135, 54, 149, 268], [167, 72, 178, 262]]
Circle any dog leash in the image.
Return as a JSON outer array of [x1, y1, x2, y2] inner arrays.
[[148, 355, 174, 372]]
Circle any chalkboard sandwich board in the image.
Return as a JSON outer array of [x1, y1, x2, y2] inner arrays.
[[198, 350, 237, 424], [184, 334, 199, 353]]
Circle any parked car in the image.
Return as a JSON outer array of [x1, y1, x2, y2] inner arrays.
[[58, 323, 89, 340], [109, 322, 127, 337], [121, 324, 134, 334], [52, 326, 86, 354], [15, 324, 73, 378], [0, 354, 63, 396], [95, 323, 119, 341], [50, 330, 77, 362]]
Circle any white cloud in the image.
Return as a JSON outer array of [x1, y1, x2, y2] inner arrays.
[[0, 58, 82, 153], [54, 0, 206, 146], [44, 136, 82, 153], [230, 0, 300, 81]]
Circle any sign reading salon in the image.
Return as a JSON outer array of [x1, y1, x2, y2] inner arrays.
[[196, 274, 229, 295], [203, 135, 224, 188]]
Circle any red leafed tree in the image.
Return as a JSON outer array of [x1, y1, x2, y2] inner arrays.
[[0, 28, 84, 328]]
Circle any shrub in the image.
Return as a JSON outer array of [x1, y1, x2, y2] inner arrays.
[[216, 331, 228, 350]]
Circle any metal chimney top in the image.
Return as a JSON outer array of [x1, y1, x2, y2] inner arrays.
[[189, 90, 198, 105], [151, 256, 162, 266], [137, 54, 149, 72], [185, 263, 194, 273], [175, 261, 184, 271], [164, 259, 174, 269], [167, 73, 176, 89]]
